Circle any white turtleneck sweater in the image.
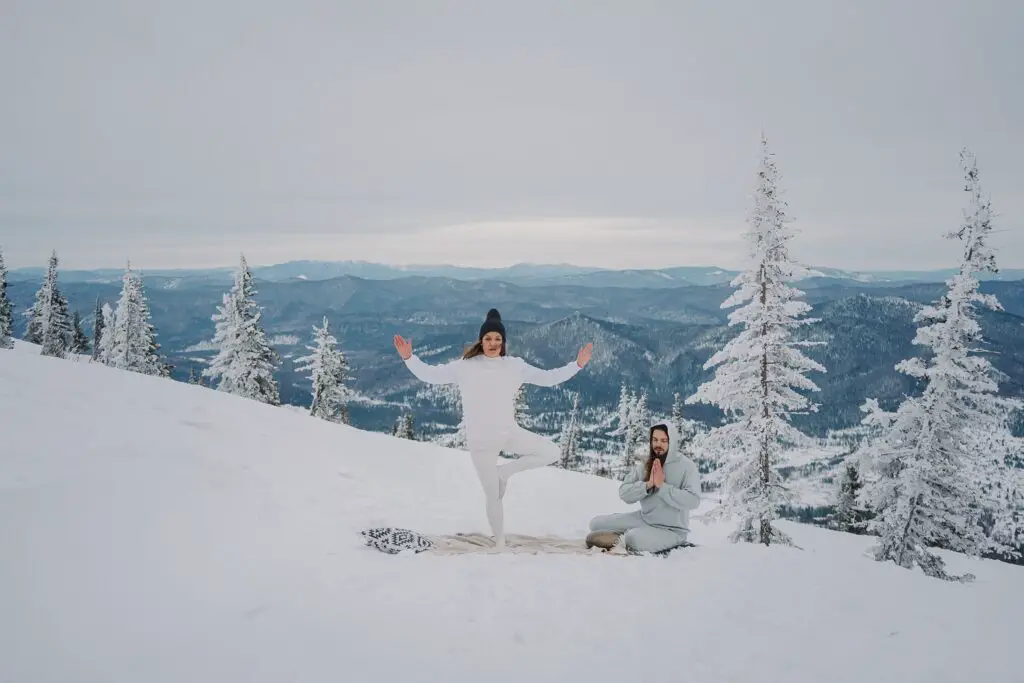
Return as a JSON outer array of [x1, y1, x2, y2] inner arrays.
[[403, 353, 581, 449]]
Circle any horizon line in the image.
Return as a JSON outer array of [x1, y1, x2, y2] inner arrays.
[[7, 257, 1024, 275]]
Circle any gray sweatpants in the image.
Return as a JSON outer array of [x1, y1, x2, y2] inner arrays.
[[588, 511, 688, 553]]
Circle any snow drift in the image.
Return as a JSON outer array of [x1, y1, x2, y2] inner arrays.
[[1, 342, 1021, 683]]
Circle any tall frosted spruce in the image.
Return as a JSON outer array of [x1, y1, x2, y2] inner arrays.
[[558, 392, 582, 470], [629, 391, 649, 455], [612, 385, 649, 478], [24, 251, 71, 358], [671, 392, 685, 439], [0, 247, 13, 349], [96, 303, 116, 365], [203, 254, 280, 405], [393, 413, 415, 439], [514, 385, 528, 427], [614, 384, 633, 461], [687, 134, 826, 546], [90, 297, 104, 360], [856, 149, 1023, 581], [109, 265, 165, 375], [70, 310, 91, 355], [295, 316, 352, 424], [831, 462, 871, 534], [671, 391, 699, 444]]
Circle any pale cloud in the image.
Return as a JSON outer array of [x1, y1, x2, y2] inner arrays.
[[17, 217, 742, 271], [1, 0, 1021, 271], [336, 217, 747, 270]]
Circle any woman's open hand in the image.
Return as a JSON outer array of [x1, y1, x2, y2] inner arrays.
[[576, 342, 593, 368], [394, 334, 412, 360]]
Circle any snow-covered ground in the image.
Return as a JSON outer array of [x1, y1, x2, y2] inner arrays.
[[2, 342, 1021, 683]]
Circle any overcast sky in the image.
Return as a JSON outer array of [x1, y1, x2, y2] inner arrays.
[[1, 0, 1021, 271]]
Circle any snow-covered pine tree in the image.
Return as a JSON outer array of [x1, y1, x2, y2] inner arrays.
[[831, 461, 871, 534], [670, 391, 699, 446], [109, 265, 165, 375], [24, 251, 55, 345], [90, 297, 104, 360], [974, 431, 1023, 561], [294, 316, 352, 424], [26, 252, 72, 358], [609, 387, 648, 478], [393, 413, 415, 440], [203, 289, 242, 387], [453, 397, 468, 449], [23, 267, 45, 345], [97, 303, 116, 365], [45, 288, 72, 358], [0, 247, 13, 349], [629, 391, 649, 454], [990, 478, 1023, 562], [686, 134, 826, 546], [614, 390, 649, 479], [152, 344, 173, 378], [856, 148, 1023, 581], [671, 391, 684, 437], [203, 254, 281, 405], [989, 482, 1023, 562], [69, 310, 90, 355], [187, 364, 206, 386], [613, 384, 634, 460], [559, 392, 583, 470], [514, 385, 528, 427]]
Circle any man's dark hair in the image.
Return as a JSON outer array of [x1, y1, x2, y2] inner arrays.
[[650, 423, 670, 442], [644, 423, 672, 481]]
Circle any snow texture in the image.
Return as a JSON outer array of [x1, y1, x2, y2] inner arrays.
[[687, 135, 826, 545], [0, 340, 1021, 683]]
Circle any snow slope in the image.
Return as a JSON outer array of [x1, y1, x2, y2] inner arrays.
[[1, 343, 1021, 683]]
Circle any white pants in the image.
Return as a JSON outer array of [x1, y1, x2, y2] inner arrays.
[[469, 426, 560, 548]]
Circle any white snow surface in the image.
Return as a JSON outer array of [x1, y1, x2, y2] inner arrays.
[[1, 342, 1021, 683]]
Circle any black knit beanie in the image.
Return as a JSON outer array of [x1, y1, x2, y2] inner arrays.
[[479, 308, 506, 341]]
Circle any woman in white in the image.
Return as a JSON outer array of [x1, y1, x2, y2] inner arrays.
[[394, 308, 593, 549]]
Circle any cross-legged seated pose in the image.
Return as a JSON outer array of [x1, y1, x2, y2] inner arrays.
[[588, 422, 701, 553], [395, 308, 592, 549]]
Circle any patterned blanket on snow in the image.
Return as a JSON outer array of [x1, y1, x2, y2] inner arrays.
[[360, 526, 623, 556]]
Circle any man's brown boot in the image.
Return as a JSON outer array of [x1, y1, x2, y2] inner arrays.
[[586, 530, 622, 550]]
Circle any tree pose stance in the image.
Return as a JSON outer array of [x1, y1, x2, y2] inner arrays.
[[395, 309, 592, 549]]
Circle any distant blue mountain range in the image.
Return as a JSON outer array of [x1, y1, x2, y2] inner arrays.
[[10, 259, 1024, 287], [6, 260, 1023, 444]]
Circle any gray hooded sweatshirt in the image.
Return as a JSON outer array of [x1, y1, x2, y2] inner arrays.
[[618, 426, 701, 533]]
